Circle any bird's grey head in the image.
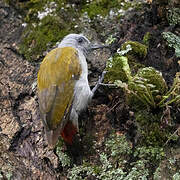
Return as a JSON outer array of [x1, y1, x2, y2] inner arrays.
[[58, 34, 107, 56], [58, 34, 90, 55]]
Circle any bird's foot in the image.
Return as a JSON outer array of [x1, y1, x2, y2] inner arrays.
[[92, 71, 106, 94]]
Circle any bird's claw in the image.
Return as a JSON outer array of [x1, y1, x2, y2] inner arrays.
[[92, 71, 107, 94]]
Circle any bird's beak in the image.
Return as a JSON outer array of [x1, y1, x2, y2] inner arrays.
[[88, 43, 109, 51]]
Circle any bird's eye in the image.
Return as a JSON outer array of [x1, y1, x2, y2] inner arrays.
[[77, 37, 84, 44]]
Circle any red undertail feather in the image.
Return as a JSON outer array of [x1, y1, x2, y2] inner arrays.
[[60, 121, 77, 144]]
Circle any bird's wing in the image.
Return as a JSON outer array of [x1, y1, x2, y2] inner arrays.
[[37, 47, 81, 145]]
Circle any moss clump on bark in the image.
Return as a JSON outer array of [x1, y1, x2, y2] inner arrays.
[[121, 41, 148, 59], [19, 15, 71, 61]]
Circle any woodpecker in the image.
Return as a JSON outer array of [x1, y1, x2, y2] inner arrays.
[[37, 34, 105, 147]]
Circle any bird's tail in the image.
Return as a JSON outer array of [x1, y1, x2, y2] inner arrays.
[[45, 126, 61, 148], [45, 120, 77, 147]]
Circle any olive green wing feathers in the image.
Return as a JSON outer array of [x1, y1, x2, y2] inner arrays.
[[37, 47, 81, 146]]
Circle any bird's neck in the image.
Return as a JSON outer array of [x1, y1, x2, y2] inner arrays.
[[77, 50, 88, 80]]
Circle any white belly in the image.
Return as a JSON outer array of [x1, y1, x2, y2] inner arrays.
[[72, 78, 93, 113]]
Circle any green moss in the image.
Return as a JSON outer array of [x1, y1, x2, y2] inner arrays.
[[97, 153, 126, 179], [154, 148, 180, 180], [67, 164, 95, 180], [81, 0, 120, 19], [106, 53, 176, 110], [18, 0, 146, 61], [119, 41, 148, 74], [127, 69, 177, 146], [56, 146, 71, 167], [82, 134, 96, 156], [162, 31, 180, 58], [135, 111, 173, 146], [126, 67, 168, 110], [67, 133, 130, 179], [81, 0, 136, 19], [19, 15, 71, 61], [65, 131, 167, 179], [105, 133, 132, 158], [105, 55, 131, 83], [121, 41, 148, 59], [137, 67, 167, 95], [17, 0, 78, 61], [115, 40, 146, 74], [106, 54, 179, 147], [82, 2, 107, 19], [131, 146, 164, 178], [167, 8, 180, 26], [143, 32, 151, 46], [23, 1, 46, 22], [126, 70, 180, 110]]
